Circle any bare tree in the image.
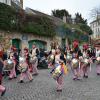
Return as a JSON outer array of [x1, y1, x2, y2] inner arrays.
[[90, 6, 100, 20]]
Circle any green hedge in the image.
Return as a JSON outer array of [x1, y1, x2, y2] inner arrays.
[[0, 3, 17, 31], [21, 16, 56, 37], [0, 3, 56, 37]]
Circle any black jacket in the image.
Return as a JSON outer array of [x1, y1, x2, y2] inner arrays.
[[0, 60, 3, 74]]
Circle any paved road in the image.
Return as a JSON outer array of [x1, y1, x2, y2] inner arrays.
[[1, 64, 100, 100]]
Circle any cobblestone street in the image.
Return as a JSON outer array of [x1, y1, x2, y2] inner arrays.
[[1, 64, 100, 100]]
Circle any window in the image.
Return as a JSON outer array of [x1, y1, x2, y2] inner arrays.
[[5, 0, 7, 4], [98, 28, 99, 33], [96, 22, 98, 26]]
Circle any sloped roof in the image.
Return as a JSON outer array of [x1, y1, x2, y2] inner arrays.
[[90, 18, 100, 24], [25, 8, 63, 26]]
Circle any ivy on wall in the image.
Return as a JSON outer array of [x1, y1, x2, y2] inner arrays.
[[0, 3, 56, 37], [21, 16, 56, 37]]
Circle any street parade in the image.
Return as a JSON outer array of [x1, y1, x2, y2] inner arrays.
[[0, 40, 100, 96], [0, 0, 100, 99]]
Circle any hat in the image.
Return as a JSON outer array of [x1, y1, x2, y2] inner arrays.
[[24, 47, 28, 52], [11, 46, 17, 52]]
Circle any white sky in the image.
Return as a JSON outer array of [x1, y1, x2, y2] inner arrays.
[[23, 0, 100, 23]]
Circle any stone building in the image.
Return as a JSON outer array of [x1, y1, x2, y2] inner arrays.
[[0, 7, 68, 51], [0, 0, 23, 8], [90, 17, 100, 40]]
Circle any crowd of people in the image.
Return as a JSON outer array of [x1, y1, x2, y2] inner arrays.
[[0, 41, 100, 96], [49, 41, 100, 91]]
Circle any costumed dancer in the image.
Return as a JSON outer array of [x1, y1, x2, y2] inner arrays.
[[95, 48, 100, 75], [50, 48, 68, 92], [19, 48, 33, 83], [82, 50, 92, 78], [30, 45, 39, 75], [71, 52, 80, 80], [71, 40, 82, 80], [0, 48, 6, 96], [9, 47, 17, 79]]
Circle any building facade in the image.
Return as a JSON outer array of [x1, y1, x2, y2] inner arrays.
[[0, 0, 23, 8], [90, 18, 100, 39], [0, 0, 11, 5]]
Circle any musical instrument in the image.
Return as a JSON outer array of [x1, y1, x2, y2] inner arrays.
[[4, 59, 14, 71], [48, 54, 54, 63], [82, 58, 90, 66], [51, 64, 62, 80], [71, 58, 79, 69], [67, 54, 72, 60], [18, 57, 28, 73], [30, 56, 37, 64], [96, 57, 100, 65], [19, 56, 25, 62]]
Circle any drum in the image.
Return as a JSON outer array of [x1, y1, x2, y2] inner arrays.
[[51, 64, 62, 80], [19, 57, 25, 62], [71, 58, 79, 69], [82, 58, 89, 66], [18, 57, 28, 73], [4, 59, 14, 71], [30, 56, 37, 64], [48, 55, 54, 64], [67, 54, 72, 60]]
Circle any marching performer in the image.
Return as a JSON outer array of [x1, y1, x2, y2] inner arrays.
[[71, 52, 80, 80], [95, 48, 100, 75], [0, 48, 6, 96], [82, 50, 92, 78], [50, 48, 68, 92], [71, 40, 81, 80], [19, 48, 33, 83], [30, 45, 39, 75], [9, 47, 17, 80]]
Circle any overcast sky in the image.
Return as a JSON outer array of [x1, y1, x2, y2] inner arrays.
[[23, 0, 100, 23]]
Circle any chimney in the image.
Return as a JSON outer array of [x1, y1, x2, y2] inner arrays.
[[20, 0, 23, 8], [63, 13, 67, 23]]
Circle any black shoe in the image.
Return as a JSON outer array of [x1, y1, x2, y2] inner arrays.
[[33, 73, 38, 76], [14, 77, 17, 79], [8, 78, 12, 80], [77, 78, 82, 80], [29, 79, 33, 82], [84, 75, 88, 78], [56, 89, 62, 92], [1, 88, 6, 96], [97, 73, 100, 75], [73, 78, 77, 80], [19, 80, 24, 83]]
